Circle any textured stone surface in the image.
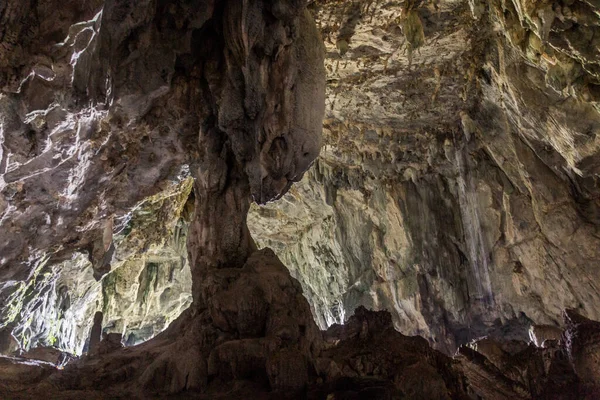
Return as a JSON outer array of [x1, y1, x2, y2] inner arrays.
[[456, 309, 600, 399], [0, 178, 193, 355], [0, 249, 325, 399], [2, 0, 331, 398], [0, 0, 192, 282], [0, 0, 199, 354], [0, 0, 322, 361], [249, 0, 600, 353], [3, 0, 600, 359], [1, 0, 600, 398], [313, 307, 468, 399]]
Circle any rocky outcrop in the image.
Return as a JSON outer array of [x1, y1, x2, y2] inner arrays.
[[314, 307, 469, 399], [0, 0, 471, 398], [0, 0, 190, 283], [3, 0, 600, 361], [20, 346, 73, 366], [0, 249, 320, 399], [457, 309, 600, 399], [0, 177, 193, 355], [0, 356, 55, 395], [1, 0, 326, 356], [0, 0, 200, 354], [1, 288, 472, 400], [1, 0, 600, 398], [87, 312, 102, 354]]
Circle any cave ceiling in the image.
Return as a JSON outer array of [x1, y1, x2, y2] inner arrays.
[[1, 0, 600, 397]]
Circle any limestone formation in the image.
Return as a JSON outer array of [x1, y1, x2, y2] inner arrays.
[[249, 0, 600, 354], [88, 311, 103, 354], [1, 0, 331, 398], [457, 309, 600, 399], [0, 175, 194, 356], [529, 324, 563, 347], [1, 0, 600, 398], [315, 307, 468, 399]]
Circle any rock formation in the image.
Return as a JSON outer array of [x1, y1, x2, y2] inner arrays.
[[314, 306, 468, 399], [456, 309, 600, 399], [1, 0, 600, 399], [250, 0, 600, 354], [1, 0, 333, 397]]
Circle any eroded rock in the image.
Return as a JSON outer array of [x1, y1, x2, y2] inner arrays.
[[2, 0, 600, 398], [314, 307, 469, 399], [457, 309, 600, 399], [2, 0, 328, 398], [248, 0, 600, 356]]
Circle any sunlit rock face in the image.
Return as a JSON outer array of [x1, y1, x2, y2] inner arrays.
[[0, 0, 195, 281], [1, 0, 333, 398], [249, 0, 600, 353], [0, 0, 199, 352], [1, 0, 326, 359], [1, 178, 193, 355], [2, 0, 600, 359]]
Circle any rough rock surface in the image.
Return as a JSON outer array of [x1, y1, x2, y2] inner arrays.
[[0, 177, 193, 355], [4, 0, 600, 359], [456, 309, 600, 399], [313, 307, 468, 399], [1, 289, 471, 400], [1, 0, 600, 398], [0, 0, 200, 354], [1, 0, 336, 398], [249, 0, 600, 353]]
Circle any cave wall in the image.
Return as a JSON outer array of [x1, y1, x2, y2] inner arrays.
[[2, 0, 600, 358], [0, 178, 193, 354], [249, 0, 600, 353], [0, 0, 326, 358]]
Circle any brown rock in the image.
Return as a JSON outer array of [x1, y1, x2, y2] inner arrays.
[[20, 346, 73, 366], [0, 326, 19, 356], [530, 324, 563, 347], [317, 308, 469, 400], [564, 309, 600, 386], [88, 311, 103, 355], [267, 348, 310, 392]]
